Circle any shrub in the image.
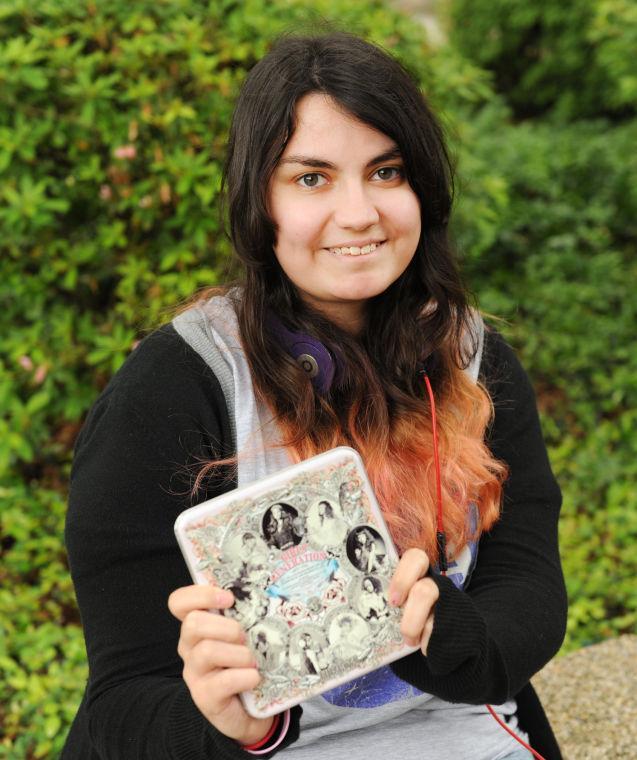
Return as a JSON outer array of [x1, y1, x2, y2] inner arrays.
[[448, 0, 637, 119], [453, 115, 637, 649]]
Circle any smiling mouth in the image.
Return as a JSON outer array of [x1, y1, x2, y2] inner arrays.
[[325, 240, 386, 256]]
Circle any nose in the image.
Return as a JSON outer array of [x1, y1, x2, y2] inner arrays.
[[333, 181, 380, 230]]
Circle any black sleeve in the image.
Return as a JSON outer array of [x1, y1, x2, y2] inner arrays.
[[390, 328, 567, 704], [63, 325, 301, 759]]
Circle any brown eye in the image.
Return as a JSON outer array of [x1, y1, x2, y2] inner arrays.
[[374, 167, 402, 181], [297, 173, 326, 188]]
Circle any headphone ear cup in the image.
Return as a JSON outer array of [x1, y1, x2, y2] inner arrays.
[[267, 313, 337, 394], [288, 339, 335, 394]]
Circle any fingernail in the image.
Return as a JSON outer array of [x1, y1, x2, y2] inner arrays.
[[389, 592, 401, 606]]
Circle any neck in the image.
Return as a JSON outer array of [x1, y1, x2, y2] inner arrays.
[[302, 297, 366, 336]]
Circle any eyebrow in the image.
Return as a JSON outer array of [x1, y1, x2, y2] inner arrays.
[[278, 146, 402, 171]]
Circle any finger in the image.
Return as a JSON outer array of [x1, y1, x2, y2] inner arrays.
[[179, 610, 245, 655], [400, 578, 439, 645], [389, 548, 430, 606], [213, 665, 262, 695], [168, 585, 234, 621], [185, 640, 257, 677], [191, 667, 262, 714]]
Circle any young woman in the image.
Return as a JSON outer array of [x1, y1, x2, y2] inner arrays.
[[62, 33, 566, 760]]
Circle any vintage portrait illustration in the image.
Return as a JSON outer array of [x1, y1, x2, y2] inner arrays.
[[249, 618, 289, 672], [346, 525, 389, 575], [176, 448, 412, 716], [354, 575, 391, 622], [262, 503, 305, 551], [305, 497, 348, 548], [327, 609, 373, 662], [288, 625, 330, 676]]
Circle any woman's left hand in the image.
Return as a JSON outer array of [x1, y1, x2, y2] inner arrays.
[[388, 548, 439, 654]]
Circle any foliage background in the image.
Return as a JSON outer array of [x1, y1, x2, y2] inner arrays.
[[1, 0, 635, 755]]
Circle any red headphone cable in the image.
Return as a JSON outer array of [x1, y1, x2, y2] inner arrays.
[[420, 370, 448, 574], [485, 705, 547, 760], [420, 369, 547, 760]]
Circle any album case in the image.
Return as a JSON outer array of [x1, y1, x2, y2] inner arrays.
[[174, 446, 416, 718]]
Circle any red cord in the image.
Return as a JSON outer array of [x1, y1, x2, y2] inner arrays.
[[422, 370, 545, 760], [421, 372, 447, 574], [423, 374, 444, 540], [486, 705, 547, 760]]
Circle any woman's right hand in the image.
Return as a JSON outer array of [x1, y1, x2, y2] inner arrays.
[[168, 584, 274, 746]]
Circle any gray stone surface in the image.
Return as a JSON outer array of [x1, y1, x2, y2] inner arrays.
[[532, 635, 637, 759]]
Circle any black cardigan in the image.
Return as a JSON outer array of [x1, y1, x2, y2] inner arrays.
[[62, 324, 566, 759]]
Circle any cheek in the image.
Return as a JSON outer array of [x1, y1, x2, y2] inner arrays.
[[273, 198, 325, 248], [391, 193, 421, 237], [289, 219, 322, 246]]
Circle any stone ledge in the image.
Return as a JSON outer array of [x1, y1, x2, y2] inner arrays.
[[532, 635, 637, 759]]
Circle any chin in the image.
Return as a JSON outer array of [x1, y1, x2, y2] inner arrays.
[[336, 284, 388, 302]]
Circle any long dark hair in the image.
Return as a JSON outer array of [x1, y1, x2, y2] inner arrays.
[[209, 32, 505, 558]]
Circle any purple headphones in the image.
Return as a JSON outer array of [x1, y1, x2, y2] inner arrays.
[[267, 314, 338, 394], [268, 313, 431, 395]]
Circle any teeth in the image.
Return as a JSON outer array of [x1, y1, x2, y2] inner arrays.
[[329, 242, 381, 255]]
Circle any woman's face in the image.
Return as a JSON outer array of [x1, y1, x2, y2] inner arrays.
[[268, 93, 421, 334]]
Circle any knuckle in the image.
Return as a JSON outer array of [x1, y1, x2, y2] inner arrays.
[[197, 638, 218, 662], [411, 578, 437, 604], [403, 547, 428, 563], [188, 641, 210, 671], [182, 612, 198, 637], [183, 609, 205, 635], [426, 578, 439, 601]]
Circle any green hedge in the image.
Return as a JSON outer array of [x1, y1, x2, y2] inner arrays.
[[448, 0, 637, 119], [453, 115, 637, 646], [1, 0, 635, 755]]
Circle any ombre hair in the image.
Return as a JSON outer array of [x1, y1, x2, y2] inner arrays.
[[196, 32, 506, 561]]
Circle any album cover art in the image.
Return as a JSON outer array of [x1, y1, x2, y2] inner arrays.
[[174, 447, 415, 717]]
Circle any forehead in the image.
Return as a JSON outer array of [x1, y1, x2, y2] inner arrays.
[[280, 93, 397, 159]]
